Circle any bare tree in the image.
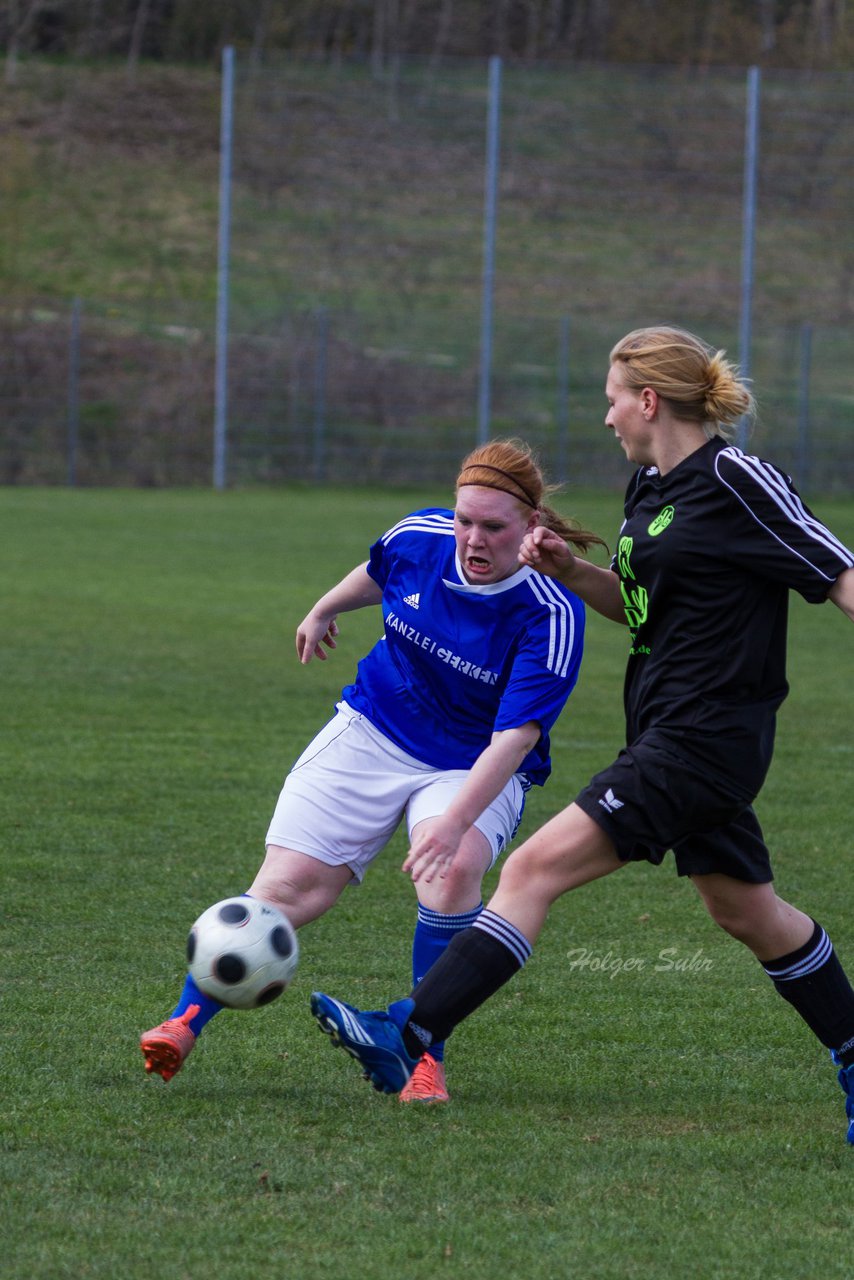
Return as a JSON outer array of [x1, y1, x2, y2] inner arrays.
[[523, 0, 543, 62], [127, 0, 151, 79], [427, 0, 453, 74], [809, 0, 839, 58], [249, 0, 274, 70], [759, 0, 777, 54], [5, 0, 46, 82], [371, 0, 386, 75]]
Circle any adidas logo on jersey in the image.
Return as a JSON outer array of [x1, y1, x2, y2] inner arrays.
[[403, 592, 420, 609], [598, 788, 624, 814]]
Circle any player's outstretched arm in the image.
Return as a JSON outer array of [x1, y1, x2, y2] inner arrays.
[[296, 562, 383, 664], [403, 722, 541, 884], [519, 527, 626, 624], [829, 567, 854, 623]]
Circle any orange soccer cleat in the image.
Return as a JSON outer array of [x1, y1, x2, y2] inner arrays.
[[399, 1052, 449, 1104], [140, 1004, 200, 1082]]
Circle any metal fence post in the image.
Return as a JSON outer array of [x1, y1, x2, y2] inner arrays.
[[737, 65, 760, 450], [67, 296, 82, 487], [213, 45, 235, 490], [313, 307, 329, 484], [556, 314, 570, 484], [477, 55, 501, 446], [796, 321, 813, 492]]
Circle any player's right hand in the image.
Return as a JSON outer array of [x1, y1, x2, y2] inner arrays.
[[519, 526, 577, 580], [296, 614, 339, 664]]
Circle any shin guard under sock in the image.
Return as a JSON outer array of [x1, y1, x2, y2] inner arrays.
[[170, 973, 224, 1037], [411, 902, 483, 1062], [762, 920, 854, 1065], [168, 889, 259, 1038], [402, 909, 532, 1055]]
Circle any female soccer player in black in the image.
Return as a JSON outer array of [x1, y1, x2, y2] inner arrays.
[[312, 325, 854, 1143]]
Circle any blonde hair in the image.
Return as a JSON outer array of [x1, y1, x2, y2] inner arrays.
[[456, 437, 607, 554], [610, 326, 754, 440]]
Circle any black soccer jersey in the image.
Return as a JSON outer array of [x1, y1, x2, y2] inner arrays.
[[613, 438, 853, 785]]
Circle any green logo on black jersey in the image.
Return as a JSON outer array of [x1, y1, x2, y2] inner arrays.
[[617, 536, 648, 633], [617, 535, 635, 580], [648, 505, 675, 536]]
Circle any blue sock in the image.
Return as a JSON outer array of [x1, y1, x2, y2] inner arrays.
[[412, 902, 483, 1062], [170, 973, 224, 1037], [169, 891, 261, 1036]]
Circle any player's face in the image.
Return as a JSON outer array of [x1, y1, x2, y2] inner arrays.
[[605, 364, 655, 465], [454, 486, 537, 584]]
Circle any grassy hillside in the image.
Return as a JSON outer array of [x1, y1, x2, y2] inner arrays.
[[1, 56, 852, 490], [2, 57, 852, 327], [0, 61, 219, 306]]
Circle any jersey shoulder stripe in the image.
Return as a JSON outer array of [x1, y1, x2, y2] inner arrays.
[[715, 447, 854, 577], [523, 572, 579, 678], [381, 511, 455, 544]]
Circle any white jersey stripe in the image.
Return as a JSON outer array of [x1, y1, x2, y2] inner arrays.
[[382, 513, 455, 543], [721, 448, 853, 561], [716, 448, 854, 577], [524, 571, 576, 678], [524, 574, 559, 670], [734, 451, 840, 549], [536, 574, 573, 677]]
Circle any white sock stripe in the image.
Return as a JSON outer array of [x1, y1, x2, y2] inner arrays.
[[417, 903, 484, 929], [473, 910, 532, 966], [764, 928, 831, 981]]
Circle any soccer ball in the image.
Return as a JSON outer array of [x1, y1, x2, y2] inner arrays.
[[187, 896, 299, 1009]]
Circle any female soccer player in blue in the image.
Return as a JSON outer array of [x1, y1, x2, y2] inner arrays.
[[141, 438, 604, 1100], [312, 325, 854, 1143]]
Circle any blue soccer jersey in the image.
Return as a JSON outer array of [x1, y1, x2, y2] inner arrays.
[[340, 508, 586, 785]]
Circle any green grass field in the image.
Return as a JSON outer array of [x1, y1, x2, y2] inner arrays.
[[3, 486, 853, 1279]]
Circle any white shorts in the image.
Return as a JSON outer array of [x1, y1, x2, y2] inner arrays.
[[265, 702, 526, 883]]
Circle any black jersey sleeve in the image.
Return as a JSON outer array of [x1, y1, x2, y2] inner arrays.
[[714, 447, 854, 601]]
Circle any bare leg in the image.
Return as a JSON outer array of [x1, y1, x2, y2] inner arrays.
[[249, 845, 354, 929], [489, 802, 624, 943], [690, 874, 813, 961], [413, 823, 492, 914]]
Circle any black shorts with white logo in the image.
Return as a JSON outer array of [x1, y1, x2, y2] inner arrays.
[[573, 730, 773, 883]]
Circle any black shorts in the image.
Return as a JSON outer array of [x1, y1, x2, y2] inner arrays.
[[574, 730, 773, 884]]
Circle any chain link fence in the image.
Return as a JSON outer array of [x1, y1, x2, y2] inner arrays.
[[1, 58, 852, 493]]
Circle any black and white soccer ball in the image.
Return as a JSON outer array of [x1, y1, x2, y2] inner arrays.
[[187, 896, 299, 1009]]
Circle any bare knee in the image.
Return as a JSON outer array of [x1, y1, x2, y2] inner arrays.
[[691, 874, 813, 958], [417, 844, 490, 913], [249, 846, 352, 929], [419, 863, 483, 913]]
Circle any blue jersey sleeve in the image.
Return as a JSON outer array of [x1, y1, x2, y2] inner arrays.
[[494, 589, 585, 739]]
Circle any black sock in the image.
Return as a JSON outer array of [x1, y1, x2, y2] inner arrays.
[[400, 910, 532, 1055], [762, 920, 854, 1065]]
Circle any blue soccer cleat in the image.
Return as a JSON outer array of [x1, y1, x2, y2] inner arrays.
[[831, 1051, 854, 1145], [310, 992, 420, 1094]]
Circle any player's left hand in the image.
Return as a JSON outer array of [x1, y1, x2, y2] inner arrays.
[[403, 814, 467, 883]]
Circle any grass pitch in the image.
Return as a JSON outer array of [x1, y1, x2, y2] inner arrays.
[[2, 486, 853, 1279]]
